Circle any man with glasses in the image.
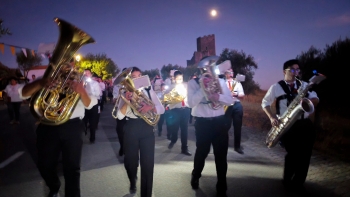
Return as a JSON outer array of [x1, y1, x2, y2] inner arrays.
[[261, 59, 319, 194], [224, 68, 245, 154]]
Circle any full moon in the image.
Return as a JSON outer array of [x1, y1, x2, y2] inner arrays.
[[211, 9, 217, 17]]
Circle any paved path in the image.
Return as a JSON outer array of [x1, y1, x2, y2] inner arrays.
[[0, 103, 349, 197]]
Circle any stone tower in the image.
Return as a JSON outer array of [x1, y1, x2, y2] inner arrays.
[[187, 34, 216, 66]]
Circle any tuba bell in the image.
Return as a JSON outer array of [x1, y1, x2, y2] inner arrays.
[[197, 56, 226, 110], [29, 18, 95, 125], [113, 68, 160, 126]]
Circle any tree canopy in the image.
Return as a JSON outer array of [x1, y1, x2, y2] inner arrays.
[[77, 53, 119, 80], [219, 48, 260, 94], [0, 19, 12, 37], [16, 49, 42, 82], [296, 37, 350, 117]]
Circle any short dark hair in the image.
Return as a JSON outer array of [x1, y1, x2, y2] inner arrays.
[[283, 59, 300, 70], [174, 70, 182, 78], [9, 76, 18, 81], [122, 67, 127, 72], [131, 67, 142, 73]]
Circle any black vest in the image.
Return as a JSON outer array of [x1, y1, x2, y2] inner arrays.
[[275, 80, 308, 115]]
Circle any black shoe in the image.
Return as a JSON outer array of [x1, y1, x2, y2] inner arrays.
[[216, 191, 227, 197], [119, 148, 124, 156], [168, 142, 175, 149], [129, 185, 136, 194], [158, 132, 162, 137], [191, 176, 199, 189], [181, 149, 192, 156], [90, 139, 95, 144], [48, 191, 60, 197], [234, 147, 244, 154]]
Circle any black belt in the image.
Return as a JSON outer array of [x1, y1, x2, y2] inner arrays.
[[66, 117, 82, 123], [196, 115, 225, 121]]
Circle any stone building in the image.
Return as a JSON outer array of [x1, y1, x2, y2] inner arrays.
[[187, 34, 216, 66]]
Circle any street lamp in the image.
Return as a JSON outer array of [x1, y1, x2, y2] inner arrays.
[[75, 54, 81, 62]]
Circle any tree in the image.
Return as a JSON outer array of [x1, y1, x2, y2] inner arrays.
[[16, 49, 42, 83], [0, 19, 12, 37], [160, 64, 183, 80], [218, 48, 260, 94], [297, 37, 350, 117], [143, 68, 161, 81], [77, 53, 119, 80]]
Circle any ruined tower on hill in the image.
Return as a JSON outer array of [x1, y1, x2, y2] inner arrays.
[[187, 34, 216, 66]]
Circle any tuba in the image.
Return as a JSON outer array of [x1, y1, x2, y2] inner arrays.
[[265, 75, 326, 148], [197, 56, 223, 110], [29, 18, 95, 125], [113, 68, 160, 126]]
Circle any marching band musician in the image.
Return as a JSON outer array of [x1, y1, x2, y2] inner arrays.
[[19, 72, 97, 197], [116, 67, 165, 197], [156, 83, 167, 137], [113, 68, 127, 156], [165, 70, 192, 156], [188, 57, 234, 197], [83, 69, 101, 144], [224, 68, 245, 154], [261, 59, 319, 194]]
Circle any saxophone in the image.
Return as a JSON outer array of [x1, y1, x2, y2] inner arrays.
[[29, 18, 95, 125], [265, 75, 326, 148], [113, 68, 160, 126]]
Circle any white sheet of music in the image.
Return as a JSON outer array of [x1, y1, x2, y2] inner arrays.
[[133, 75, 151, 89]]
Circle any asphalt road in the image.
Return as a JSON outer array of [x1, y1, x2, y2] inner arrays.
[[0, 103, 349, 197]]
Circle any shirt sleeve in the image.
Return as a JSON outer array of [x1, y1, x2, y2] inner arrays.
[[18, 85, 31, 100], [234, 82, 245, 97], [150, 88, 165, 114], [261, 84, 276, 108], [187, 79, 205, 108], [218, 79, 235, 106]]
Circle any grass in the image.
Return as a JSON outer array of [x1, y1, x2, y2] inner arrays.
[[241, 89, 350, 161]]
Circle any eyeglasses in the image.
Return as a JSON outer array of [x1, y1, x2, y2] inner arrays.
[[285, 68, 301, 73]]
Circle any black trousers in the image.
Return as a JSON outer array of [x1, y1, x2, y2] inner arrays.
[[157, 113, 165, 134], [168, 108, 190, 150], [192, 115, 231, 192], [36, 118, 84, 197], [101, 91, 106, 111], [83, 104, 99, 141], [280, 118, 315, 186], [228, 102, 243, 148], [7, 102, 22, 121], [123, 118, 155, 197], [116, 117, 126, 152]]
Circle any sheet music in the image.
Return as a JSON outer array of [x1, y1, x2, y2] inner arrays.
[[133, 75, 151, 89]]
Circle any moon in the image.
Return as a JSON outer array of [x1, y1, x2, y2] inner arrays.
[[211, 9, 217, 17]]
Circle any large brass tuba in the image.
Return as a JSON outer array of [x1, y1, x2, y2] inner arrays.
[[197, 56, 227, 110], [113, 68, 160, 126], [29, 18, 95, 125], [265, 75, 326, 148]]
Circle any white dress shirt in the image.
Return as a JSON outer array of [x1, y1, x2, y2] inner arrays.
[[18, 86, 97, 120], [164, 83, 189, 109], [164, 78, 172, 86], [187, 78, 234, 118], [4, 84, 24, 102], [113, 84, 122, 99], [226, 79, 245, 102], [99, 82, 106, 91], [261, 80, 318, 119], [116, 87, 165, 120], [85, 79, 101, 101]]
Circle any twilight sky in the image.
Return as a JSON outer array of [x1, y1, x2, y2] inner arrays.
[[1, 0, 350, 90]]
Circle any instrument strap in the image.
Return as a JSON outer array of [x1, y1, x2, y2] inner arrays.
[[276, 80, 307, 118]]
